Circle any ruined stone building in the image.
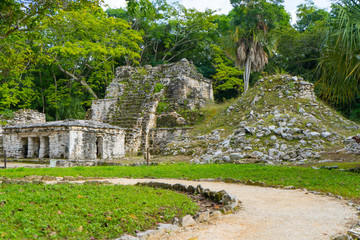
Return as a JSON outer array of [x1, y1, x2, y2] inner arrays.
[[3, 120, 124, 160], [2, 59, 213, 161], [90, 58, 213, 155], [0, 109, 46, 158]]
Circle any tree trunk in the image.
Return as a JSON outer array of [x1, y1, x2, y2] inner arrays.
[[244, 58, 252, 93], [52, 70, 58, 121], [56, 64, 98, 99]]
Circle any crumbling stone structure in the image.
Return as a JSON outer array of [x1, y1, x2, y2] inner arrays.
[[149, 127, 193, 154], [2, 59, 214, 160], [3, 120, 125, 160], [90, 59, 213, 154], [0, 109, 46, 158]]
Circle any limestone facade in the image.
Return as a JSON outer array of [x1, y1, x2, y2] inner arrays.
[[0, 109, 46, 158], [149, 128, 193, 154], [3, 120, 125, 160], [2, 60, 214, 159], [90, 59, 213, 154]]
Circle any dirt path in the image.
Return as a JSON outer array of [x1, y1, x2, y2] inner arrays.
[[101, 179, 358, 240]]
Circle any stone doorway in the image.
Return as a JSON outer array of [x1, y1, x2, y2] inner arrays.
[[96, 137, 103, 159], [20, 137, 28, 158]]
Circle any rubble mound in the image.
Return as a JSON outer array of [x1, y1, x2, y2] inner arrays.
[[167, 75, 360, 164]]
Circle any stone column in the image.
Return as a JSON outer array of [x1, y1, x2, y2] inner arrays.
[[49, 135, 56, 158], [39, 137, 46, 159], [33, 138, 40, 158], [27, 137, 34, 158]]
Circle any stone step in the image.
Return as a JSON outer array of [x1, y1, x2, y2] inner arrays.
[[113, 118, 141, 122], [112, 112, 143, 116], [116, 102, 145, 107], [118, 97, 147, 101]]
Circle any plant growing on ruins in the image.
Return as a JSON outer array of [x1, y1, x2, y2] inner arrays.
[[156, 101, 170, 114], [154, 83, 165, 94], [137, 67, 148, 76], [0, 109, 14, 119]]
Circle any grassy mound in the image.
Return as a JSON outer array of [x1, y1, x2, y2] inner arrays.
[[196, 75, 359, 136], [167, 75, 360, 164], [0, 183, 198, 239]]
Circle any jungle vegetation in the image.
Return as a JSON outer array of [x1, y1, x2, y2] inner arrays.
[[0, 0, 359, 121]]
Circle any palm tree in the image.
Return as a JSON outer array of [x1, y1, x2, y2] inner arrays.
[[235, 29, 274, 92], [316, 0, 360, 104], [230, 0, 286, 93]]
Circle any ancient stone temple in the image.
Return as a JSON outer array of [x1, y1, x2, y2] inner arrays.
[[1, 59, 214, 161], [90, 58, 213, 154], [0, 109, 46, 158], [3, 120, 125, 160]]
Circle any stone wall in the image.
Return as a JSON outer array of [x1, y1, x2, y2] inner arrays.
[[3, 120, 125, 160], [149, 128, 193, 154], [90, 59, 213, 155], [9, 109, 46, 125], [90, 99, 117, 123], [0, 109, 46, 158], [295, 80, 316, 100]]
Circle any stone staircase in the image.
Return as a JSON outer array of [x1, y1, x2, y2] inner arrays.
[[90, 59, 214, 155], [104, 76, 163, 154]]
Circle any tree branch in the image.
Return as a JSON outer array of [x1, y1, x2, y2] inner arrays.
[[56, 64, 98, 99]]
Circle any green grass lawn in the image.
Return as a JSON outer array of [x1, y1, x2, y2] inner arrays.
[[0, 183, 198, 239], [1, 163, 359, 200]]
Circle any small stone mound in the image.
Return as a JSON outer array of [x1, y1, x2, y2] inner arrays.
[[168, 75, 360, 164]]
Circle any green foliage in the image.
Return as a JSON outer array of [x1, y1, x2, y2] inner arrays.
[[316, 0, 360, 104], [266, 1, 328, 81], [0, 164, 359, 200], [0, 109, 14, 119], [229, 0, 291, 92], [0, 2, 142, 119], [154, 83, 164, 93], [295, 0, 330, 33], [0, 35, 38, 110], [230, 0, 290, 32], [0, 183, 198, 239], [109, 1, 217, 65], [0, 0, 102, 40], [211, 45, 244, 101], [156, 101, 170, 114], [39, 7, 142, 98], [193, 100, 235, 135], [137, 67, 148, 76]]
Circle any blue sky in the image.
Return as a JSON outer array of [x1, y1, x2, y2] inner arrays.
[[103, 0, 333, 23]]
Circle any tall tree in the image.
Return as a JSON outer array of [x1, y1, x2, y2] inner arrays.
[[295, 0, 329, 33], [107, 1, 217, 65], [211, 45, 243, 101], [0, 0, 105, 112], [0, 0, 101, 40], [230, 0, 290, 92], [37, 7, 142, 100], [267, 1, 329, 81], [316, 0, 360, 103]]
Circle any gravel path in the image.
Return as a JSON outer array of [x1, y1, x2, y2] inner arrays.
[[103, 178, 358, 240]]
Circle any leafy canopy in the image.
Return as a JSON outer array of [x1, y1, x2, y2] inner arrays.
[[316, 0, 360, 104]]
